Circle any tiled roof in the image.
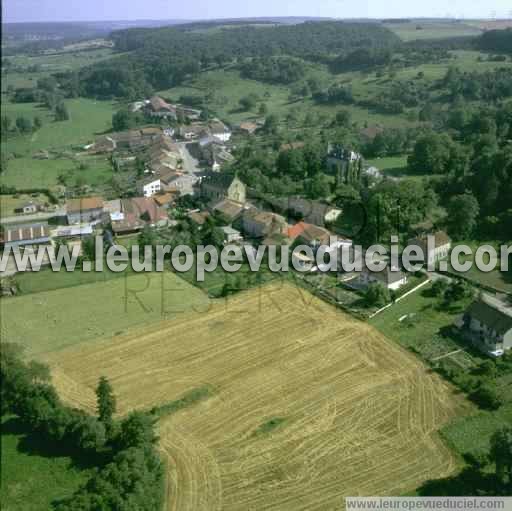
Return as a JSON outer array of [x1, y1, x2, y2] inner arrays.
[[67, 197, 104, 213]]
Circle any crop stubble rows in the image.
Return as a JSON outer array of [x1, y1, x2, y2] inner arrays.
[[45, 283, 467, 510]]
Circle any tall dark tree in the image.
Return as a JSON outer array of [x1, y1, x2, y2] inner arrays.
[[96, 376, 116, 433], [490, 427, 512, 488]]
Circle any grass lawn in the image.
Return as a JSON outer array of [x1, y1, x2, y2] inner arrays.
[[1, 271, 209, 355], [177, 261, 279, 297], [445, 240, 512, 294], [1, 98, 117, 157], [369, 283, 472, 361], [0, 193, 49, 217], [1, 153, 114, 191], [1, 417, 90, 511], [366, 155, 409, 175], [158, 68, 415, 129]]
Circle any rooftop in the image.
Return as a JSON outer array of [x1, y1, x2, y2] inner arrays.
[[466, 294, 512, 335], [67, 197, 104, 213]]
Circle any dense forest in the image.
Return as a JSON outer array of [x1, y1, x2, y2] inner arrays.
[[65, 22, 401, 96], [479, 28, 512, 54]]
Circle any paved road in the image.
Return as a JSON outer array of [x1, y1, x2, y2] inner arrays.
[[177, 142, 201, 175]]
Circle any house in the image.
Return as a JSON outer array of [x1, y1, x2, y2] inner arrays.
[[326, 143, 363, 184], [408, 231, 451, 265], [179, 106, 202, 121], [139, 175, 162, 197], [179, 124, 207, 140], [269, 197, 342, 227], [359, 266, 408, 291], [67, 197, 104, 224], [212, 199, 246, 223], [111, 197, 168, 235], [237, 121, 259, 135], [52, 224, 94, 239], [289, 222, 332, 248], [161, 173, 198, 195], [154, 192, 178, 209], [188, 210, 210, 226], [146, 96, 177, 119], [14, 202, 38, 214], [200, 174, 246, 204], [461, 294, 512, 357], [0, 224, 51, 249], [209, 120, 232, 143], [242, 209, 287, 239], [221, 226, 243, 244]]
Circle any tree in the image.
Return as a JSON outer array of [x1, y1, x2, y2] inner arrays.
[[444, 279, 474, 304], [258, 103, 268, 116], [365, 282, 391, 307], [263, 114, 279, 135], [0, 153, 8, 174], [15, 115, 33, 133], [112, 109, 132, 131], [1, 115, 12, 133], [490, 427, 512, 487], [431, 278, 449, 298], [55, 102, 70, 121], [408, 132, 452, 174], [446, 192, 480, 240], [239, 94, 258, 111], [334, 109, 352, 127], [471, 383, 502, 410], [33, 116, 43, 130], [119, 411, 158, 450], [96, 376, 116, 434]]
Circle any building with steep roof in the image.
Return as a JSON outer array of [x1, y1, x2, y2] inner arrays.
[[461, 294, 512, 357], [200, 174, 246, 204]]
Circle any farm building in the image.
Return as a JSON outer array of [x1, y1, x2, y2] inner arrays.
[[66, 197, 104, 225], [242, 209, 287, 239], [408, 231, 452, 265], [359, 266, 408, 291], [460, 294, 512, 357], [110, 198, 168, 235], [0, 224, 51, 249], [14, 202, 39, 214], [146, 96, 177, 119]]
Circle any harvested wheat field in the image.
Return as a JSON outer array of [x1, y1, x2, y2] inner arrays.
[[45, 282, 469, 510]]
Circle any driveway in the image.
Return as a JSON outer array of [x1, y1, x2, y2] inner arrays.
[[177, 142, 201, 175]]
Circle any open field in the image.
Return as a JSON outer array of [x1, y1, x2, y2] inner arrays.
[[1, 48, 117, 91], [1, 417, 90, 511], [43, 283, 469, 509], [1, 97, 116, 157], [384, 21, 482, 41], [0, 272, 209, 356], [158, 68, 416, 129]]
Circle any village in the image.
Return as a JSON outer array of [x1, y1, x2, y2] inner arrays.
[[1, 99, 511, 361]]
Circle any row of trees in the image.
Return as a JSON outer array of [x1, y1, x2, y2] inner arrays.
[[1, 114, 43, 135], [1, 343, 164, 510]]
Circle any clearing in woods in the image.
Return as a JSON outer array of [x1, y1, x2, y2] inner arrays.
[[44, 283, 469, 510]]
